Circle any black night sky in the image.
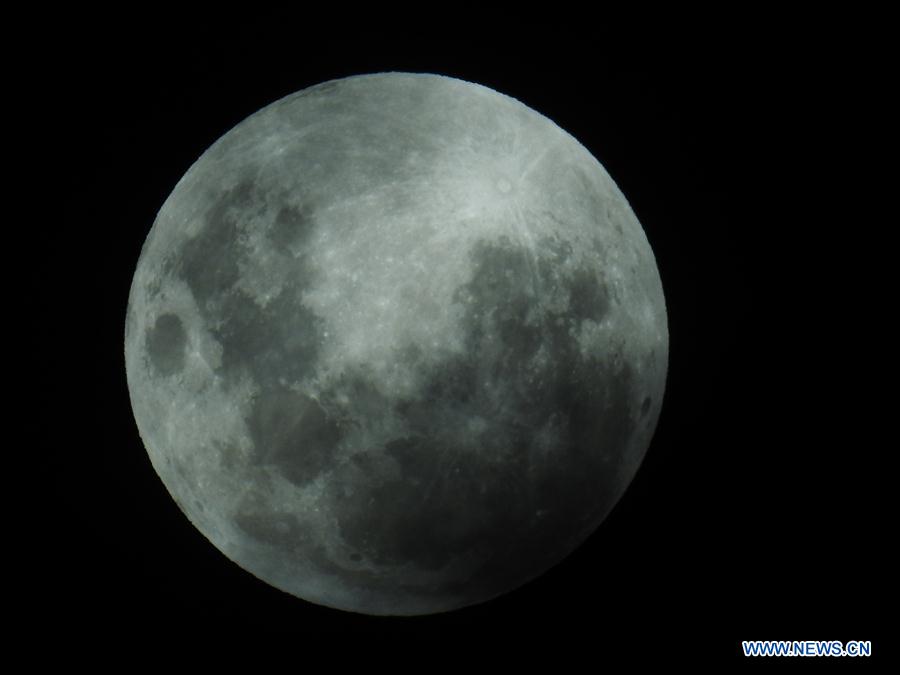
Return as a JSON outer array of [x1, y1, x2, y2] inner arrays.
[[39, 16, 888, 664]]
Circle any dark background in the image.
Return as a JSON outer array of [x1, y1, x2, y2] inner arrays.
[[41, 17, 888, 663]]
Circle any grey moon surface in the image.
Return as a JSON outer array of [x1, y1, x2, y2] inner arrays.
[[125, 72, 668, 616]]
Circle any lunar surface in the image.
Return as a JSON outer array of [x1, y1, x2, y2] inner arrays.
[[125, 73, 668, 615]]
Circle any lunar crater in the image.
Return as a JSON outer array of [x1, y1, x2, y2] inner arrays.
[[145, 313, 187, 376]]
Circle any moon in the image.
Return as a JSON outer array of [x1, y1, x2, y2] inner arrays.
[[125, 72, 668, 615]]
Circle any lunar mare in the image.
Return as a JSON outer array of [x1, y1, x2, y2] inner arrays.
[[125, 73, 668, 615]]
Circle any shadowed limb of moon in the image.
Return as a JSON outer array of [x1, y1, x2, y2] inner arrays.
[[125, 72, 668, 615]]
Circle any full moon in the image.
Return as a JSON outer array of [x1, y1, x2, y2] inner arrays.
[[125, 73, 668, 615]]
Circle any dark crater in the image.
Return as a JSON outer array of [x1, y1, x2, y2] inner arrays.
[[145, 313, 186, 376], [537, 235, 611, 321], [174, 176, 324, 386], [209, 285, 322, 385], [246, 384, 344, 487], [269, 202, 317, 253], [177, 180, 256, 307]]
